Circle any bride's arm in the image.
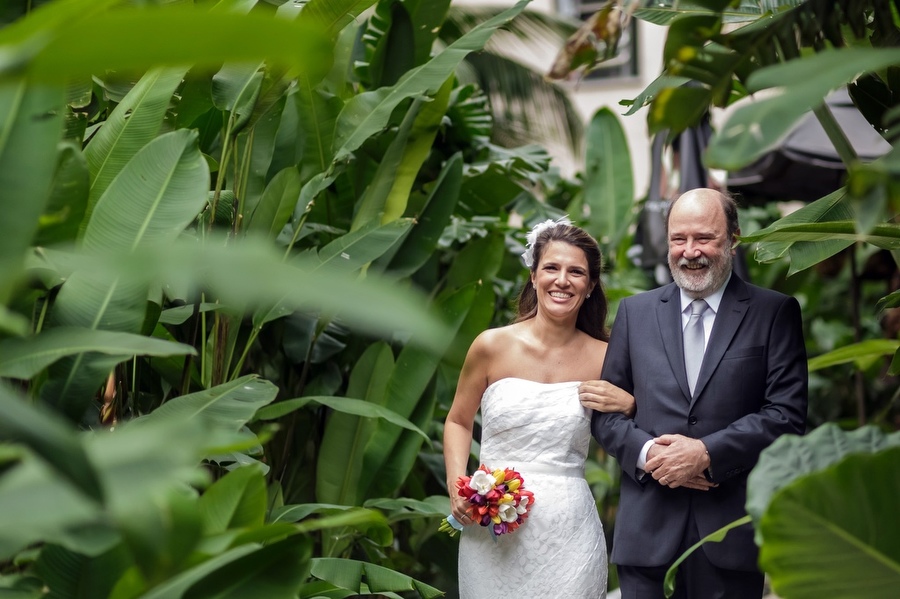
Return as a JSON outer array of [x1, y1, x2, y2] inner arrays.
[[443, 334, 491, 525]]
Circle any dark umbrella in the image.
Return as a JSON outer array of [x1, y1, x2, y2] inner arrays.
[[727, 88, 891, 204]]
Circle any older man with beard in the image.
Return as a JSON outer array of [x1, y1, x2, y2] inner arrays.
[[579, 188, 808, 599]]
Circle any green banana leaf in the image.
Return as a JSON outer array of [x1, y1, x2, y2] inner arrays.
[[383, 76, 454, 223], [0, 382, 103, 503], [314, 342, 396, 506], [708, 48, 900, 170], [82, 67, 187, 225], [212, 62, 264, 134], [250, 219, 414, 328], [32, 141, 90, 247], [35, 236, 448, 351], [582, 107, 634, 253], [138, 375, 277, 432], [358, 283, 479, 500], [257, 395, 428, 441], [0, 80, 63, 303], [333, 0, 529, 160], [351, 97, 422, 231], [741, 188, 854, 275], [199, 464, 267, 535], [244, 166, 302, 239], [135, 535, 312, 599], [0, 327, 195, 380], [386, 151, 464, 277], [309, 558, 443, 599], [237, 95, 288, 217], [295, 0, 379, 40], [41, 129, 209, 419], [5, 6, 331, 83], [33, 543, 131, 599], [808, 339, 900, 373]]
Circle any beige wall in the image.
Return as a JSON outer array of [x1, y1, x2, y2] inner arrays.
[[452, 0, 665, 196]]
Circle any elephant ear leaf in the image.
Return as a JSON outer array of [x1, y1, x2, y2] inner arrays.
[[759, 446, 900, 599], [746, 423, 900, 524]]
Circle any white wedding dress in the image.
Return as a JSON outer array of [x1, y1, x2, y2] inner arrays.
[[458, 378, 607, 598]]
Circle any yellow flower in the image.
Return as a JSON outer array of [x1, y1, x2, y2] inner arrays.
[[499, 493, 514, 504], [491, 515, 501, 524], [492, 469, 505, 485], [506, 479, 520, 492]]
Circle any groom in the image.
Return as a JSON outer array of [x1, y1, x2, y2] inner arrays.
[[581, 188, 807, 598]]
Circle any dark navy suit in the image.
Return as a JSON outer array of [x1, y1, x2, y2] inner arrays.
[[594, 275, 807, 595]]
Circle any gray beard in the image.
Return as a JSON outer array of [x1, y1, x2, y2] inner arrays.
[[669, 252, 732, 298]]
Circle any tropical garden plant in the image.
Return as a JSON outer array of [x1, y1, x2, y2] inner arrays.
[[549, 1, 900, 596], [0, 0, 621, 596]]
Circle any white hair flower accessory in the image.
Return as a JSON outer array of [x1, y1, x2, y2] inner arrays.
[[521, 216, 573, 267]]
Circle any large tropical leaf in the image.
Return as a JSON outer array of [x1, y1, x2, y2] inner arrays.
[[759, 448, 900, 599], [0, 382, 103, 503], [250, 219, 414, 329], [314, 342, 395, 506], [741, 188, 855, 275], [746, 423, 900, 524], [386, 151, 464, 277], [350, 97, 421, 231], [707, 48, 900, 170], [34, 543, 131, 599], [333, 0, 530, 160], [136, 535, 312, 599], [582, 107, 634, 251], [41, 129, 209, 419], [139, 375, 277, 431], [199, 464, 267, 535], [0, 327, 195, 380], [32, 141, 90, 247], [82, 67, 187, 224], [309, 558, 443, 599], [0, 80, 63, 304], [35, 236, 448, 351], [358, 283, 480, 499], [3, 6, 331, 83], [244, 166, 302, 240], [807, 339, 900, 373]]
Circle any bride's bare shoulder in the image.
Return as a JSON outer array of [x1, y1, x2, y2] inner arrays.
[[471, 323, 522, 354]]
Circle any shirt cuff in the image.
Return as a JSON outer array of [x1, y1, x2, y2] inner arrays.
[[636, 439, 655, 478]]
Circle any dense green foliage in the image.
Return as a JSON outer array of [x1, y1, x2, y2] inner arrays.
[[3, 0, 899, 597]]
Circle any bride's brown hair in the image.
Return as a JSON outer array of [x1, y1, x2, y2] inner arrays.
[[513, 224, 609, 341]]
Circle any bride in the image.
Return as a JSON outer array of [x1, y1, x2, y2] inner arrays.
[[443, 218, 635, 598]]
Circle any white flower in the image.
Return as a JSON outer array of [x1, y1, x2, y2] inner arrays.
[[468, 470, 496, 494], [516, 495, 530, 515], [521, 216, 573, 267], [498, 502, 519, 523]]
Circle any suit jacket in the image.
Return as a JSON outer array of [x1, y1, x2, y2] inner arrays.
[[593, 275, 807, 571]]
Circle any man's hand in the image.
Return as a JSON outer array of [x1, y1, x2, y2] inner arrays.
[[579, 380, 635, 417], [644, 434, 716, 490]]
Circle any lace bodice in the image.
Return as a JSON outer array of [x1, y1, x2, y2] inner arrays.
[[479, 377, 592, 471]]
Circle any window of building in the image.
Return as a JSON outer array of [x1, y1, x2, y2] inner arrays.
[[557, 0, 639, 81]]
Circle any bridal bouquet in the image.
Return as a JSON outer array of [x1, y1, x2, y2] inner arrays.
[[439, 465, 534, 537]]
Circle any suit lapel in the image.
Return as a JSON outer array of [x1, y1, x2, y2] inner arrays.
[[657, 284, 692, 401], [690, 275, 750, 406]]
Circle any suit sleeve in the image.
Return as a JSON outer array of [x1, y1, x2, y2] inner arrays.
[[591, 299, 655, 483], [701, 295, 808, 483]]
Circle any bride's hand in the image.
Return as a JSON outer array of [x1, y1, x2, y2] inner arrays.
[[450, 494, 475, 526], [579, 380, 636, 417]]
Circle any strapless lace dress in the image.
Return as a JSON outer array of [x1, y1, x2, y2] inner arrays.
[[458, 378, 607, 598]]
